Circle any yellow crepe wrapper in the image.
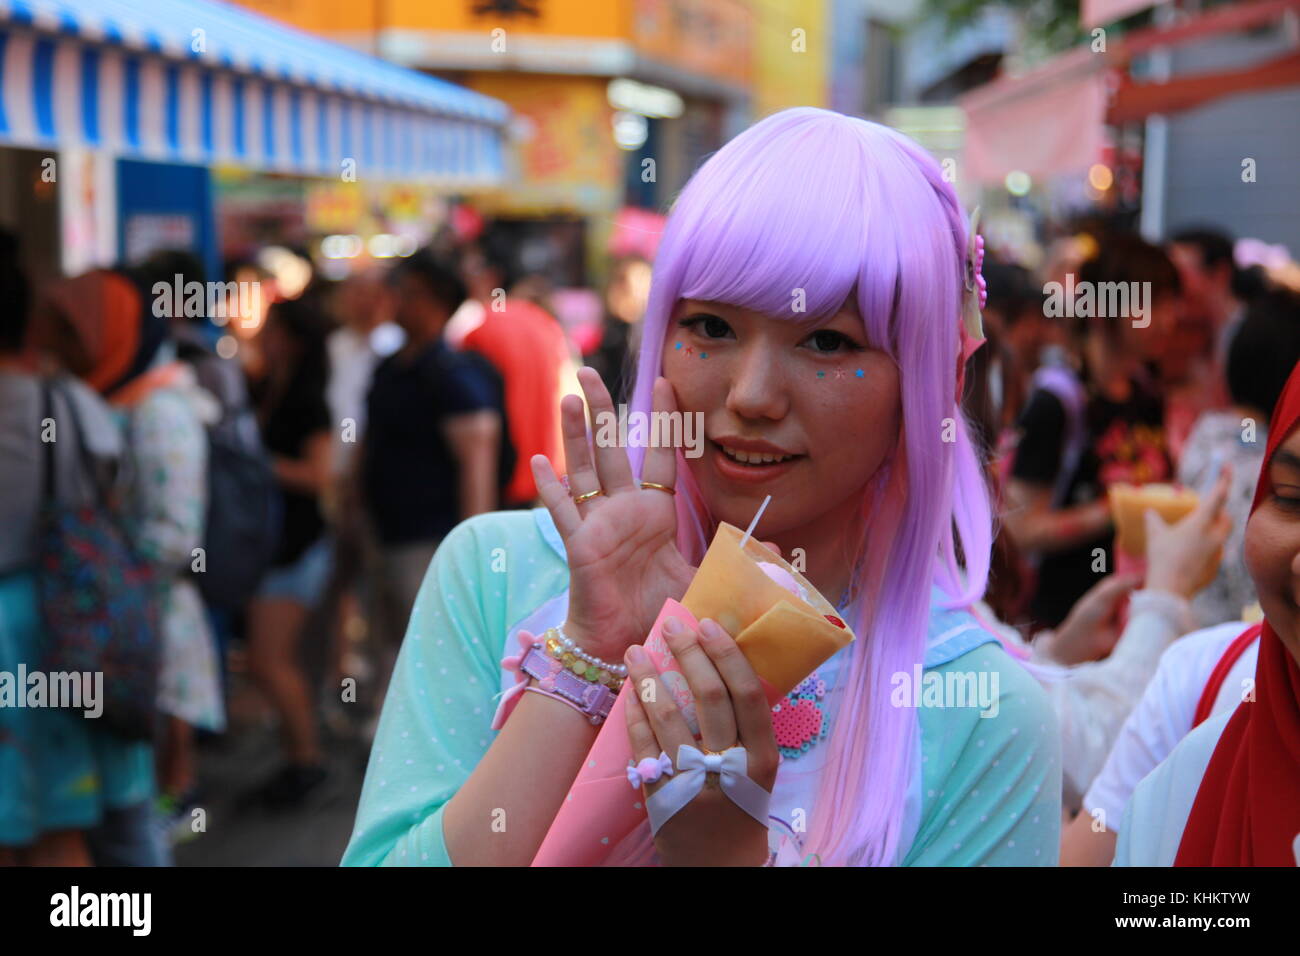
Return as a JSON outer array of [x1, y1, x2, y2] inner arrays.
[[1109, 482, 1220, 593], [682, 521, 855, 697], [1109, 483, 1199, 557]]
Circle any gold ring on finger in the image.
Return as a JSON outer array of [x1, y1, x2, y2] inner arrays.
[[572, 488, 605, 504], [639, 481, 676, 495]]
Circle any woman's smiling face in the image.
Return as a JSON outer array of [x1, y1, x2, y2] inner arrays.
[[1245, 426, 1300, 659], [661, 296, 901, 538]]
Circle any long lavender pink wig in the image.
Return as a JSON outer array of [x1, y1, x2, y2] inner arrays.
[[624, 108, 992, 866]]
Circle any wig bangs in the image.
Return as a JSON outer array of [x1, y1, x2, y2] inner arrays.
[[663, 113, 905, 353]]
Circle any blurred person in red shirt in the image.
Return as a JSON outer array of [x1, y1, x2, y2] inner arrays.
[[449, 242, 575, 508]]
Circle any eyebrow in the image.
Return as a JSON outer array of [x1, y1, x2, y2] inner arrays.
[[675, 302, 856, 328]]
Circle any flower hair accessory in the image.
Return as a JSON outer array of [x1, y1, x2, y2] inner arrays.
[[956, 207, 988, 400], [962, 206, 987, 357]]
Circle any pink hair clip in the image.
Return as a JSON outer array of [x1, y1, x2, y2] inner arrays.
[[961, 207, 988, 349], [971, 234, 988, 310], [956, 208, 988, 401], [627, 751, 675, 789]]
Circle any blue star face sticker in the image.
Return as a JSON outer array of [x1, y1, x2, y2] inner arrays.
[[816, 370, 825, 379], [855, 369, 864, 378], [700, 352, 708, 359], [675, 341, 682, 350]]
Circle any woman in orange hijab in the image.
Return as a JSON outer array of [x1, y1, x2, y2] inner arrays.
[[1117, 357, 1300, 865], [32, 269, 177, 398], [2, 269, 157, 865], [30, 268, 225, 857]]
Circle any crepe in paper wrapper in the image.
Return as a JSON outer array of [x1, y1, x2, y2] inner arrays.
[[1109, 483, 1198, 557], [531, 522, 854, 866], [1109, 483, 1219, 593]]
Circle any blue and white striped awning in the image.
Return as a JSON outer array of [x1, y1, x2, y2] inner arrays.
[[0, 0, 509, 184]]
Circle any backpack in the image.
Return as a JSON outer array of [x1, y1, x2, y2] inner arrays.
[[37, 380, 162, 739], [178, 341, 281, 609]]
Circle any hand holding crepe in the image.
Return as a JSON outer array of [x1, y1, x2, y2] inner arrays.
[[1111, 472, 1233, 597], [1109, 483, 1199, 557], [531, 521, 855, 865]]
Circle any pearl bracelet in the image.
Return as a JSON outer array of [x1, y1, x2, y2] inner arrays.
[[542, 625, 628, 688]]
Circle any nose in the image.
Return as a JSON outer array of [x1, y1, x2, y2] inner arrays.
[[725, 337, 790, 422]]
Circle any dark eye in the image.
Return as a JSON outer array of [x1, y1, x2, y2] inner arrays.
[[1272, 490, 1300, 512], [804, 329, 861, 354], [678, 315, 733, 339]]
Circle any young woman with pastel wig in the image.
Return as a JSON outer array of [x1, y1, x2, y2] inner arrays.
[[343, 108, 1061, 867]]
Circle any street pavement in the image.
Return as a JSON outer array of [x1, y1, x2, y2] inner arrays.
[[173, 671, 374, 867]]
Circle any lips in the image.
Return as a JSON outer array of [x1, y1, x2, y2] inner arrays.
[[718, 444, 798, 465], [709, 440, 804, 484], [712, 435, 803, 462]]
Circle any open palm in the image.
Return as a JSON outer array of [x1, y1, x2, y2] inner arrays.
[[532, 369, 696, 662]]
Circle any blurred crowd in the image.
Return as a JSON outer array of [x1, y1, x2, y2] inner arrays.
[[969, 225, 1300, 635], [0, 223, 648, 865], [3, 210, 1300, 867]]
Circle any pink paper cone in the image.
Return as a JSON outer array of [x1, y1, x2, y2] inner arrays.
[[531, 600, 698, 867], [531, 599, 788, 866]]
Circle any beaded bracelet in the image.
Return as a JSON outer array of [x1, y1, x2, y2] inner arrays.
[[520, 645, 619, 725], [541, 626, 627, 690]]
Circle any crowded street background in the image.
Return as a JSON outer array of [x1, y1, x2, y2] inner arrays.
[[2, 0, 1300, 871]]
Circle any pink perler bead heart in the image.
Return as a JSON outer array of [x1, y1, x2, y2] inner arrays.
[[772, 697, 824, 751]]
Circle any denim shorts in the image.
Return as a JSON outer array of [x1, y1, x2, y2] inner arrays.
[[258, 537, 334, 606]]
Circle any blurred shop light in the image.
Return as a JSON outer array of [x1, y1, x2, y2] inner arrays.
[[368, 234, 402, 258], [215, 335, 238, 360], [1004, 170, 1032, 196], [607, 78, 684, 119], [258, 246, 312, 300], [322, 234, 364, 259], [1088, 163, 1114, 191], [365, 234, 416, 258], [612, 111, 649, 151]]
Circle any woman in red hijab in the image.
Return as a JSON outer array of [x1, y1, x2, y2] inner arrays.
[[1117, 358, 1300, 865]]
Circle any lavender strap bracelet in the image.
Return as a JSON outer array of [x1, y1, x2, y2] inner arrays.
[[520, 645, 619, 726]]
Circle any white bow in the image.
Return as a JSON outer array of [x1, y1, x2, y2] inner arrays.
[[644, 744, 771, 836], [681, 747, 742, 777]]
